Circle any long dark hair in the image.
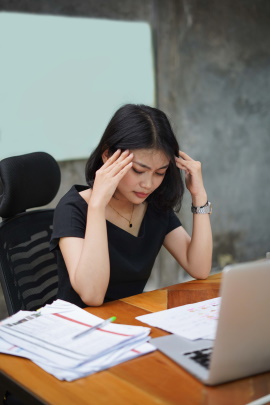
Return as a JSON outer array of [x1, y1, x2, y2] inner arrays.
[[85, 104, 184, 211]]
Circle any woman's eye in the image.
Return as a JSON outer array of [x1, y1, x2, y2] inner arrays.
[[156, 172, 166, 177], [133, 168, 144, 174]]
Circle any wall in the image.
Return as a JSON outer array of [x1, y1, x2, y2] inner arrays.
[[170, 1, 270, 267], [0, 1, 269, 318], [153, 0, 270, 280]]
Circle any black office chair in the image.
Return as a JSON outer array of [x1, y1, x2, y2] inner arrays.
[[0, 151, 61, 316]]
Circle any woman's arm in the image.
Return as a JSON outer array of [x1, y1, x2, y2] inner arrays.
[[59, 205, 109, 306], [163, 151, 212, 279], [59, 150, 133, 306]]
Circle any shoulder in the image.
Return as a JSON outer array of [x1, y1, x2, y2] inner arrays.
[[78, 187, 92, 203], [55, 185, 88, 212], [54, 185, 89, 224], [57, 185, 89, 205], [51, 185, 89, 248]]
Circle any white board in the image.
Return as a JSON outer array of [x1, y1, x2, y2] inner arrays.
[[0, 12, 155, 161]]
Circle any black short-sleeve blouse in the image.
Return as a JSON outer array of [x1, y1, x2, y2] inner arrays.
[[50, 185, 181, 307]]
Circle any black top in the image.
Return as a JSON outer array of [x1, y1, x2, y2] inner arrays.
[[50, 185, 181, 307]]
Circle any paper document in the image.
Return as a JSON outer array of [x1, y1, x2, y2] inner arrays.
[[0, 300, 155, 381], [136, 297, 221, 340]]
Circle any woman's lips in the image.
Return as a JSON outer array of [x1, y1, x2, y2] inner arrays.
[[134, 192, 150, 199]]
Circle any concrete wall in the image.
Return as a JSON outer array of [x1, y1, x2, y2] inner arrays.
[[170, 1, 270, 269], [1, 0, 270, 317]]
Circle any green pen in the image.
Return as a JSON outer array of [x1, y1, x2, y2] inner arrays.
[[73, 316, 117, 339]]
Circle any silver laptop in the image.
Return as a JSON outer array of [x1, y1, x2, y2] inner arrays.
[[151, 258, 270, 385]]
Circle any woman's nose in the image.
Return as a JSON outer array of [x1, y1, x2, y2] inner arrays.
[[140, 175, 152, 189]]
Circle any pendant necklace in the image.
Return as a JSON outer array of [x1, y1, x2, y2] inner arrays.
[[109, 203, 134, 228]]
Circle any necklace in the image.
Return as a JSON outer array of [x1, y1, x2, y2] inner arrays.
[[109, 203, 134, 228]]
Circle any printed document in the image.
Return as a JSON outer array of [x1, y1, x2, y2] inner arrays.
[[0, 300, 155, 381], [136, 297, 221, 340]]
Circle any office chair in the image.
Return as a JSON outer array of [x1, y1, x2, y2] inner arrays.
[[0, 151, 61, 315]]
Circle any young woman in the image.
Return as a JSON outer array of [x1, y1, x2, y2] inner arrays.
[[50, 104, 212, 307]]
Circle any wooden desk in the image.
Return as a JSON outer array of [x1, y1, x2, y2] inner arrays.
[[1, 273, 269, 405]]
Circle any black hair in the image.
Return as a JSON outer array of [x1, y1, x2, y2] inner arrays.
[[85, 104, 184, 211]]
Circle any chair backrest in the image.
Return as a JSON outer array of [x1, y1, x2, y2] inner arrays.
[[0, 152, 61, 315]]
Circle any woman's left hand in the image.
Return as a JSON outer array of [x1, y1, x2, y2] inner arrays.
[[175, 151, 207, 206]]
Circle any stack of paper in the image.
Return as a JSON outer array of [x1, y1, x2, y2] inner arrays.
[[0, 300, 155, 381]]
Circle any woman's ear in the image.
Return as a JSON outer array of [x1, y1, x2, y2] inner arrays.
[[101, 149, 110, 164]]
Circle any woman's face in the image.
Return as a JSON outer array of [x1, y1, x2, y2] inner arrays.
[[115, 148, 170, 204]]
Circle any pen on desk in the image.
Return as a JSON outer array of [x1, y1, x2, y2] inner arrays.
[[73, 316, 117, 339]]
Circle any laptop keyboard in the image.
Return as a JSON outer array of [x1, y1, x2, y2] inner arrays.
[[183, 347, 212, 369]]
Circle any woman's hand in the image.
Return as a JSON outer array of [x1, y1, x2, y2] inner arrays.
[[90, 149, 133, 208], [175, 151, 207, 206]]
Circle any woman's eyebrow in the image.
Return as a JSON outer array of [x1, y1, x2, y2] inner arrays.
[[133, 161, 169, 170]]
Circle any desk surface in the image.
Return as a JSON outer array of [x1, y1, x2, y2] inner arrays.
[[1, 273, 270, 405]]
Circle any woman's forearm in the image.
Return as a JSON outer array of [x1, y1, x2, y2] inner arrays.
[[74, 206, 110, 305], [60, 205, 110, 306], [186, 212, 213, 279]]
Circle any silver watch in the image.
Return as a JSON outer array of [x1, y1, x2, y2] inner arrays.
[[191, 201, 212, 214]]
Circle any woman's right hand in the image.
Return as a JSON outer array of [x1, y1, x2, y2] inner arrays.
[[90, 149, 133, 208]]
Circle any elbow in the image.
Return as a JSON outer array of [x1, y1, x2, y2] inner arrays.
[[195, 273, 209, 280], [71, 275, 106, 307], [192, 254, 213, 280], [82, 297, 104, 307], [80, 291, 105, 307], [186, 261, 211, 280], [193, 266, 211, 280]]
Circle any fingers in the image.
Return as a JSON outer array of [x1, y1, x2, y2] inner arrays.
[[178, 150, 193, 161], [108, 150, 133, 176], [175, 151, 207, 202], [175, 151, 201, 174], [92, 150, 133, 206], [101, 149, 133, 178], [102, 149, 121, 168], [115, 161, 133, 180]]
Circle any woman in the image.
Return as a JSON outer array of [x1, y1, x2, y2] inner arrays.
[[50, 104, 212, 307]]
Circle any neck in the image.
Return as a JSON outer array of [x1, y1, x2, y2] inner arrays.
[[110, 197, 133, 211], [112, 194, 132, 208]]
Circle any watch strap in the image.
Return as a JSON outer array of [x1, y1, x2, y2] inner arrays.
[[191, 201, 212, 214]]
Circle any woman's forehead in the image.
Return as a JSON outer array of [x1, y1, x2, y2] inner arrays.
[[131, 149, 169, 168]]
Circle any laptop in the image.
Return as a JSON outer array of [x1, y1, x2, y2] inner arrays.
[[151, 258, 270, 385]]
